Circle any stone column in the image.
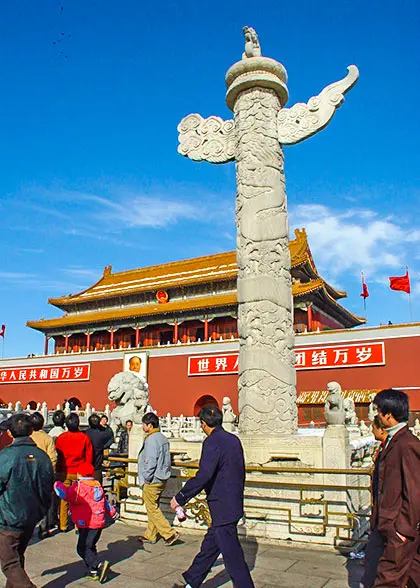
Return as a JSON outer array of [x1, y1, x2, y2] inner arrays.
[[177, 26, 358, 442], [226, 57, 297, 436]]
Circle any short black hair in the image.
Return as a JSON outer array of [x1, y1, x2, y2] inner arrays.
[[142, 412, 159, 428], [88, 413, 101, 429], [100, 414, 108, 423], [374, 389, 409, 423], [9, 414, 33, 438], [65, 412, 80, 432], [198, 405, 223, 428], [30, 411, 44, 431], [126, 420, 133, 425], [52, 410, 65, 427]]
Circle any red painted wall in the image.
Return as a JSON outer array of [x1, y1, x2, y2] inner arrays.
[[148, 355, 238, 415], [0, 333, 418, 417]]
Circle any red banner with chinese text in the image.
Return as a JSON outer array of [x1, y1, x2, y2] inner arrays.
[[188, 354, 239, 376], [0, 364, 90, 384], [188, 342, 385, 375]]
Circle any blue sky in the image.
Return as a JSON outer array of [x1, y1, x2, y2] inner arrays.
[[1, 0, 419, 357]]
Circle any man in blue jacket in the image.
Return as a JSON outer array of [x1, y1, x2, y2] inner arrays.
[[0, 413, 54, 587], [170, 405, 254, 588]]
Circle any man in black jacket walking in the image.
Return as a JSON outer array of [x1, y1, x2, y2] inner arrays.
[[0, 413, 54, 587], [170, 405, 254, 588], [86, 413, 114, 483]]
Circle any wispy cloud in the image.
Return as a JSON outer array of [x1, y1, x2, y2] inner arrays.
[[22, 184, 233, 230], [67, 190, 202, 228], [61, 267, 102, 280], [0, 272, 37, 280], [11, 183, 234, 250], [290, 204, 419, 284], [25, 204, 72, 220], [17, 248, 45, 254], [0, 271, 85, 295]]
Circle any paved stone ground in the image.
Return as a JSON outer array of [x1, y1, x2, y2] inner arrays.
[[0, 521, 364, 587]]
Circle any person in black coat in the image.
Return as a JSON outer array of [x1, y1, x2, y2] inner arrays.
[[0, 414, 53, 586], [361, 415, 388, 588], [85, 413, 114, 483], [170, 405, 254, 588]]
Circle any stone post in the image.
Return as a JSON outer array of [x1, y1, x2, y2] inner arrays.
[[177, 26, 358, 443], [41, 401, 48, 424], [226, 49, 296, 436]]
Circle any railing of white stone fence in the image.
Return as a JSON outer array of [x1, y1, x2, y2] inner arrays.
[[2, 402, 420, 446], [0, 403, 203, 438], [0, 401, 111, 427], [160, 414, 204, 439], [108, 456, 374, 546]]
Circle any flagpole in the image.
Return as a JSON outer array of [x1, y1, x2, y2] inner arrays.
[[407, 265, 413, 322]]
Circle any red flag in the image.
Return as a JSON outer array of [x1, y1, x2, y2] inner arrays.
[[0, 325, 5, 338], [360, 273, 369, 299], [389, 270, 411, 294]]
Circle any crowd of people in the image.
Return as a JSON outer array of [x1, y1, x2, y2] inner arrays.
[[0, 408, 124, 585], [0, 389, 419, 588]]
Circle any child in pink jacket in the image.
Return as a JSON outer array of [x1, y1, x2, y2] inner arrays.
[[54, 462, 118, 583]]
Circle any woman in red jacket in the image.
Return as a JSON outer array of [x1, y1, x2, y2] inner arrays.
[[55, 413, 93, 532]]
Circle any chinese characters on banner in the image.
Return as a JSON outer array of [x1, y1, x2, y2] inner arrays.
[[295, 342, 385, 370], [188, 354, 239, 376], [188, 342, 385, 376], [296, 389, 375, 405], [0, 364, 90, 384]]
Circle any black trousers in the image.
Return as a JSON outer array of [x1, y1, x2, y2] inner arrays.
[[362, 527, 385, 588], [183, 522, 254, 588], [77, 528, 102, 571], [0, 526, 35, 588], [39, 491, 58, 533]]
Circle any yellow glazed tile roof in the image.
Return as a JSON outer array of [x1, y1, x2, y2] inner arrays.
[[28, 278, 364, 330], [27, 292, 238, 330], [49, 229, 316, 307]]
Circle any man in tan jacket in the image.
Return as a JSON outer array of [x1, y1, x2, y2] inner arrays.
[[30, 412, 57, 538]]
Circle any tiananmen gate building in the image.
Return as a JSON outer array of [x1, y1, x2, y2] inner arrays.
[[0, 228, 419, 424]]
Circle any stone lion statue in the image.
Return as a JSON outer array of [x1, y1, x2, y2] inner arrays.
[[107, 371, 149, 430], [242, 26, 261, 59], [222, 396, 237, 433], [324, 381, 345, 425], [368, 392, 377, 422], [343, 397, 358, 426]]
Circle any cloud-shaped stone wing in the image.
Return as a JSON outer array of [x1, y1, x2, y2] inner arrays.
[[278, 65, 359, 145], [178, 114, 236, 164]]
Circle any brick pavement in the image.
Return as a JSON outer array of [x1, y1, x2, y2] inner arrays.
[[0, 521, 363, 587]]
